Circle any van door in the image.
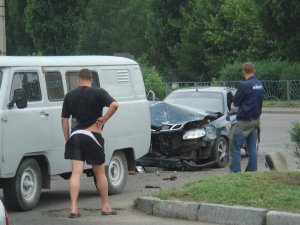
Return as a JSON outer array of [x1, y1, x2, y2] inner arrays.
[[1, 70, 52, 176]]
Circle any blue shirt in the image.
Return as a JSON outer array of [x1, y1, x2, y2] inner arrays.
[[233, 76, 264, 120]]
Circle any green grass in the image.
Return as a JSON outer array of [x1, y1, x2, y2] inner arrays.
[[154, 171, 300, 214]]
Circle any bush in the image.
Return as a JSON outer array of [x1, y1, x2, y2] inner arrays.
[[138, 56, 166, 100], [288, 122, 300, 168], [218, 60, 300, 81]]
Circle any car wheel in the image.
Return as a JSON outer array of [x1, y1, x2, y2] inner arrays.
[[106, 151, 128, 195], [212, 136, 229, 168], [3, 158, 42, 211]]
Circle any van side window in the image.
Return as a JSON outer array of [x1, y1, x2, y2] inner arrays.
[[10, 72, 42, 101], [45, 71, 64, 101], [65, 71, 100, 91]]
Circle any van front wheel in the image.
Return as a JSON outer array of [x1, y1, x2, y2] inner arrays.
[[106, 151, 128, 195], [3, 158, 42, 211]]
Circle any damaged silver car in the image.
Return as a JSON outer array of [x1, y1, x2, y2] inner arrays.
[[137, 87, 237, 170]]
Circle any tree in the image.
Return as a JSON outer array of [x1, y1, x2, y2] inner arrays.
[[5, 0, 33, 55], [79, 0, 150, 57], [177, 0, 272, 81], [24, 0, 87, 55], [146, 0, 189, 82], [256, 0, 300, 61]]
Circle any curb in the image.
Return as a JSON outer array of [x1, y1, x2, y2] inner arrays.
[[262, 108, 300, 114], [135, 196, 300, 225]]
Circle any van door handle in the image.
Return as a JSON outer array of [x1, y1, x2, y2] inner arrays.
[[40, 111, 49, 118]]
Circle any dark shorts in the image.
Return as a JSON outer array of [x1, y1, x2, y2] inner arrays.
[[64, 131, 105, 165]]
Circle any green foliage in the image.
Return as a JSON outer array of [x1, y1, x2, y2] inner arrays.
[[219, 60, 300, 81], [176, 0, 272, 82], [24, 0, 86, 55], [289, 122, 300, 167], [281, 63, 300, 80], [290, 122, 300, 146], [4, 0, 300, 80], [138, 57, 165, 100], [256, 0, 300, 61], [80, 0, 149, 56], [146, 0, 189, 82], [218, 62, 243, 81], [5, 0, 33, 55]]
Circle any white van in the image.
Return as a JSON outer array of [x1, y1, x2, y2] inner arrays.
[[0, 56, 151, 211]]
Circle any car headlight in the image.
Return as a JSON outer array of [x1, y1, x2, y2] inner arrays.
[[183, 129, 206, 140]]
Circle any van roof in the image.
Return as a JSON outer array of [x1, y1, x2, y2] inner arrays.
[[0, 55, 138, 67]]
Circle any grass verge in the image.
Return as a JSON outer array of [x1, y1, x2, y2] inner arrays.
[[154, 171, 300, 214]]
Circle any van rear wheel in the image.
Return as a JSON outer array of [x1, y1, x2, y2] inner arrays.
[[3, 158, 42, 211], [106, 151, 128, 195]]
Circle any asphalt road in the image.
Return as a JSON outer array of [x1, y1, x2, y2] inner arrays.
[[4, 111, 300, 225]]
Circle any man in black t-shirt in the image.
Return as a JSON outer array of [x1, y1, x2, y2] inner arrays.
[[61, 69, 118, 218]]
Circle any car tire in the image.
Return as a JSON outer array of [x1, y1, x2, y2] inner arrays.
[[212, 136, 229, 168], [3, 158, 42, 211], [106, 151, 128, 195]]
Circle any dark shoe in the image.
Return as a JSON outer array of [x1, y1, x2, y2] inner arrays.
[[101, 210, 117, 216], [68, 213, 81, 218]]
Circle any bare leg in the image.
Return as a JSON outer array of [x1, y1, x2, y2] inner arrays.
[[92, 164, 112, 212], [70, 160, 84, 214]]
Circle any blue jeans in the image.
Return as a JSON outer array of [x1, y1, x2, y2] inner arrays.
[[230, 120, 259, 173]]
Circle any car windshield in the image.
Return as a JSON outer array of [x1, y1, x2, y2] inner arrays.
[[164, 91, 224, 113]]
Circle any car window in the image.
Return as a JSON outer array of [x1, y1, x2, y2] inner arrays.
[[164, 91, 224, 113], [10, 72, 42, 102], [45, 71, 64, 101]]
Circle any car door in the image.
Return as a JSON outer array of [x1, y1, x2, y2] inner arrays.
[[1, 69, 52, 176]]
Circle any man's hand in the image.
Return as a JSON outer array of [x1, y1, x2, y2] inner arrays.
[[96, 116, 106, 130]]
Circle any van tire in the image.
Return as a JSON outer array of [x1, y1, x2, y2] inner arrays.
[[106, 151, 128, 195], [3, 158, 42, 211]]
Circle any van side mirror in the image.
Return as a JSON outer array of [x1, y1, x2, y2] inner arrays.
[[229, 103, 238, 115], [8, 89, 28, 109]]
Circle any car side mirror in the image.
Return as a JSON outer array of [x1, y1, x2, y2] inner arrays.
[[8, 88, 28, 109]]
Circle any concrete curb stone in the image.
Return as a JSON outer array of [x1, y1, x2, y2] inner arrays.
[[197, 203, 267, 225], [267, 211, 300, 225], [135, 196, 300, 225]]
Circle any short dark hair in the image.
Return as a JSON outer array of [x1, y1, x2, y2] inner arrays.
[[242, 62, 255, 74], [77, 69, 92, 81]]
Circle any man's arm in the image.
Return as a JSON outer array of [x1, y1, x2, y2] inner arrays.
[[61, 117, 70, 142], [233, 83, 247, 107], [97, 101, 119, 126]]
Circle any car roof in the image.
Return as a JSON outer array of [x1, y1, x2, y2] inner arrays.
[[0, 55, 137, 67], [169, 86, 236, 94]]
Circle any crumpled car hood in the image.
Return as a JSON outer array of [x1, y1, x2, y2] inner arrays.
[[150, 102, 220, 128]]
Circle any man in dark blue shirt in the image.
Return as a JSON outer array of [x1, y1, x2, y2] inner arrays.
[[230, 62, 264, 173]]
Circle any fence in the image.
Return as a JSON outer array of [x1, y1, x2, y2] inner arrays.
[[146, 80, 300, 102]]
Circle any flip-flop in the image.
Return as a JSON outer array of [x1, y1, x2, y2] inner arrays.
[[68, 213, 81, 218], [101, 210, 117, 216]]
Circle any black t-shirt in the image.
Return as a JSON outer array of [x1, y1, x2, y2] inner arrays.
[[61, 86, 116, 129]]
